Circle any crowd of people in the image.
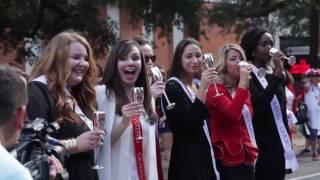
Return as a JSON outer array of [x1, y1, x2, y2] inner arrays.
[[0, 26, 319, 180]]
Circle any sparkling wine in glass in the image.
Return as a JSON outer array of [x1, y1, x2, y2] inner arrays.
[[203, 53, 223, 97], [150, 66, 175, 110], [92, 111, 106, 170], [132, 87, 145, 140]]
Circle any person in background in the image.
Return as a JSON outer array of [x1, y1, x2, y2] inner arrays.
[[303, 69, 320, 160], [206, 43, 257, 180], [0, 65, 62, 180], [132, 36, 165, 99], [96, 39, 162, 180], [162, 38, 219, 180], [27, 31, 104, 180], [241, 27, 294, 180], [284, 70, 298, 142]]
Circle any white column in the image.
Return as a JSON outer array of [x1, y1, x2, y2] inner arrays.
[[107, 4, 120, 39], [142, 24, 154, 42], [173, 23, 184, 51]]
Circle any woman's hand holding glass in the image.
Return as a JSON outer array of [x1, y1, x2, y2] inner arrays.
[[76, 129, 105, 152], [200, 67, 218, 90], [150, 66, 175, 110], [150, 81, 166, 99], [238, 63, 252, 89], [121, 102, 144, 126]]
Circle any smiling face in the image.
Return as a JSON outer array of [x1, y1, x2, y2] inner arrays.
[[117, 45, 142, 87], [254, 32, 274, 65], [181, 44, 202, 77], [66, 42, 89, 87], [225, 49, 244, 79]]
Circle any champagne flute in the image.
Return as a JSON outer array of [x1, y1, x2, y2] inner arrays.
[[150, 66, 175, 110], [132, 87, 145, 140], [203, 53, 223, 97], [269, 48, 296, 65], [92, 111, 106, 170]]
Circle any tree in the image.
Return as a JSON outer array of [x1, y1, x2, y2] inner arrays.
[[1, 0, 206, 64], [0, 0, 118, 64], [206, 0, 320, 67], [3, 0, 319, 66]]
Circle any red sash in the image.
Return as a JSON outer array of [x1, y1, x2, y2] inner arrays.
[[131, 115, 146, 180]]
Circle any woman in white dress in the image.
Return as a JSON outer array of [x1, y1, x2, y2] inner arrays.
[[95, 39, 161, 180], [304, 71, 320, 160]]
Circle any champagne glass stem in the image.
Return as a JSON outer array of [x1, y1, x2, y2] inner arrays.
[[213, 80, 223, 96], [163, 91, 172, 104]]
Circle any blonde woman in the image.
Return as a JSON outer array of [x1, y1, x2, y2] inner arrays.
[[206, 43, 257, 180], [27, 31, 104, 180]]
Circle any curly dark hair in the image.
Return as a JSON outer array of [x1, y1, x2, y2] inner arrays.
[[240, 27, 268, 61]]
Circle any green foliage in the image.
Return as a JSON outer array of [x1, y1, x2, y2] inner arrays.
[[207, 0, 318, 37], [0, 0, 117, 63], [1, 0, 319, 64]]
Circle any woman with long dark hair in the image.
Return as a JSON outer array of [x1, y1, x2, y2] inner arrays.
[[96, 40, 162, 180], [162, 38, 219, 180]]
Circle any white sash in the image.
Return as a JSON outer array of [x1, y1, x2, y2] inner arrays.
[[167, 77, 220, 180], [242, 105, 257, 146], [251, 71, 299, 172], [32, 75, 93, 130]]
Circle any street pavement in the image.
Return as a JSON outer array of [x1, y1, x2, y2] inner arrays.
[[285, 131, 320, 180], [285, 154, 320, 180]]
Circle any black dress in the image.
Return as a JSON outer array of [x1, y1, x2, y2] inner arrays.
[[162, 79, 217, 180], [250, 73, 288, 180], [27, 81, 98, 180]]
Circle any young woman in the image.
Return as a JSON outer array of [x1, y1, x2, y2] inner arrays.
[[162, 38, 219, 180], [240, 27, 298, 180], [206, 43, 257, 180], [133, 36, 172, 163], [27, 31, 104, 180], [96, 40, 162, 180]]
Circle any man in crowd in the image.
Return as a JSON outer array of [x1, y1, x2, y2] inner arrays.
[[0, 65, 62, 179]]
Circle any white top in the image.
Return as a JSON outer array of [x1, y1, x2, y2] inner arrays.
[[304, 84, 320, 129], [0, 144, 33, 180], [95, 85, 158, 180]]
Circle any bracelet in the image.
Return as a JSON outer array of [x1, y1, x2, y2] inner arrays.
[[61, 138, 78, 154]]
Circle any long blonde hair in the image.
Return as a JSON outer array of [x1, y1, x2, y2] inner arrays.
[[215, 43, 247, 83], [30, 31, 97, 123]]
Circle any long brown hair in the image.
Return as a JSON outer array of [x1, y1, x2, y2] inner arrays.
[[30, 31, 97, 123], [168, 38, 201, 79], [101, 39, 156, 123]]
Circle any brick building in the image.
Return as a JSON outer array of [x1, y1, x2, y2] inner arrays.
[[0, 4, 239, 72]]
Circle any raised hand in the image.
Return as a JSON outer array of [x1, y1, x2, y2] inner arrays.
[[121, 102, 144, 125]]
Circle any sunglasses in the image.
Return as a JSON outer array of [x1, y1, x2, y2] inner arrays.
[[144, 55, 156, 63]]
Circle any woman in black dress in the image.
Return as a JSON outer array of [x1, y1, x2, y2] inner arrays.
[[162, 38, 219, 180], [240, 27, 296, 180], [27, 31, 104, 180]]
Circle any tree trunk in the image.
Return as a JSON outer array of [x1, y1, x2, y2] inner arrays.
[[309, 6, 319, 68]]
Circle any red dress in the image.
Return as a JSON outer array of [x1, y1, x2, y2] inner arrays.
[[206, 84, 258, 166]]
